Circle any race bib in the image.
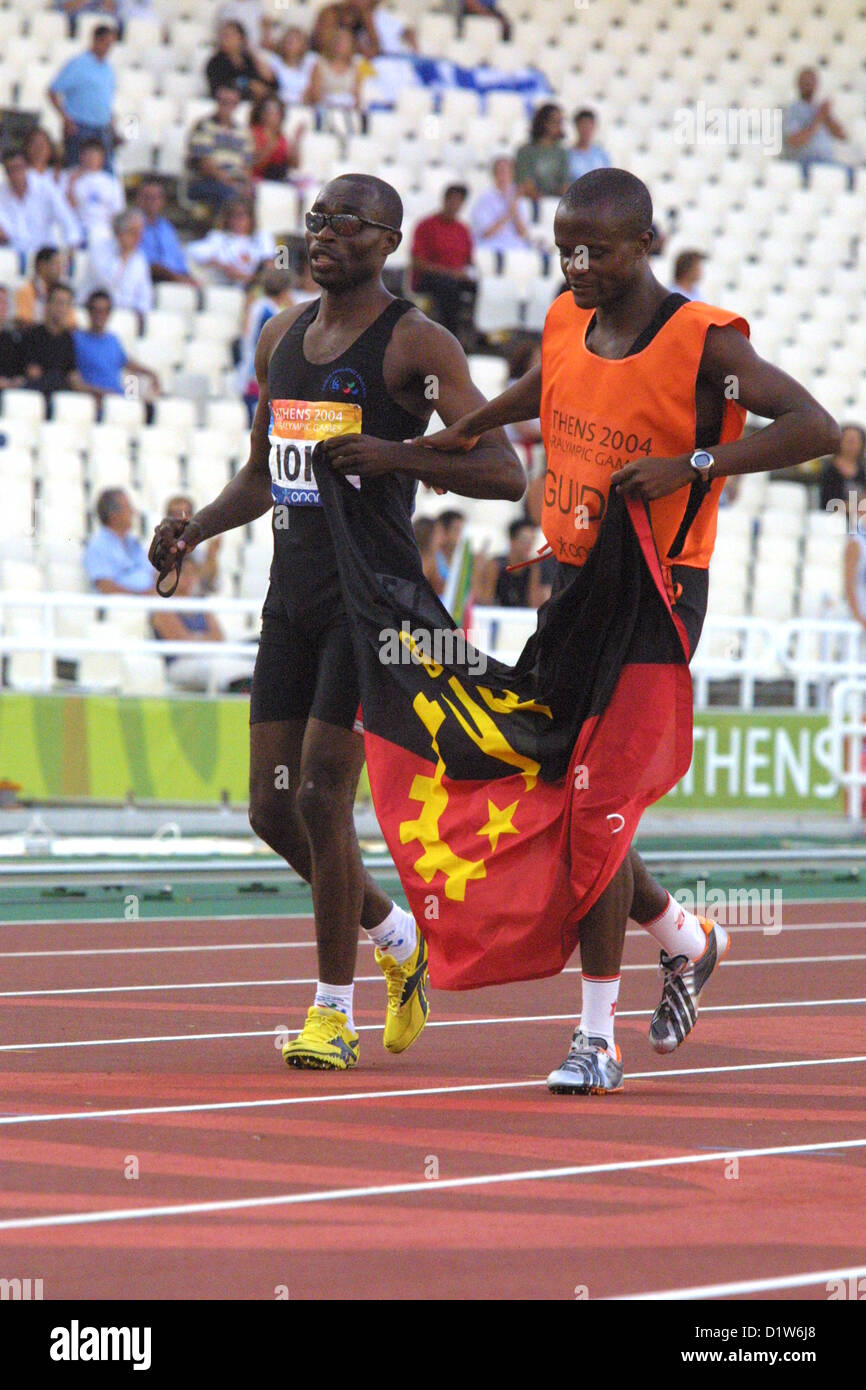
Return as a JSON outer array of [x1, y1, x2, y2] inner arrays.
[[269, 399, 361, 507]]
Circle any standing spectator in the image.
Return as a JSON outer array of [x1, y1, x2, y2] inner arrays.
[[187, 86, 254, 212], [73, 289, 160, 405], [84, 488, 156, 594], [820, 424, 866, 511], [460, 0, 511, 42], [186, 199, 275, 287], [567, 108, 610, 182], [79, 209, 153, 317], [205, 21, 277, 102], [250, 95, 303, 182], [24, 128, 62, 187], [670, 249, 706, 301], [21, 282, 83, 400], [236, 264, 294, 418], [136, 180, 197, 287], [515, 104, 570, 199], [413, 515, 447, 596], [0, 151, 82, 260], [49, 24, 119, 169], [268, 27, 318, 105], [61, 138, 125, 245], [784, 67, 851, 182], [14, 247, 73, 326], [304, 28, 364, 132], [470, 156, 534, 252], [474, 519, 550, 609], [411, 185, 475, 342], [0, 287, 27, 390]]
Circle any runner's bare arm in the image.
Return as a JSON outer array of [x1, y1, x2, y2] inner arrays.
[[415, 363, 543, 453], [612, 325, 841, 501], [148, 309, 303, 573], [320, 319, 525, 500]]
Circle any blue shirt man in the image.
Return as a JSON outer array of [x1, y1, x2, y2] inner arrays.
[[783, 66, 849, 178], [49, 25, 118, 168], [74, 289, 160, 398], [84, 488, 156, 593], [137, 180, 193, 282], [568, 109, 611, 183]]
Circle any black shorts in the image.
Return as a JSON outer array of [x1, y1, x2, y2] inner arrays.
[[249, 583, 362, 731]]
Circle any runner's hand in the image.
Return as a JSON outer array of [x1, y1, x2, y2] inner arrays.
[[148, 517, 204, 576], [318, 434, 409, 477], [412, 418, 480, 452], [612, 455, 694, 501]]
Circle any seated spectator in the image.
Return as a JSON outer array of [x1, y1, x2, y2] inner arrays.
[[470, 156, 534, 252], [79, 209, 153, 317], [14, 246, 73, 326], [186, 199, 275, 286], [413, 514, 446, 596], [48, 23, 119, 170], [268, 27, 319, 104], [24, 127, 62, 187], [236, 264, 295, 418], [460, 0, 511, 41], [0, 286, 27, 390], [217, 0, 273, 50], [136, 179, 198, 286], [250, 95, 303, 182], [21, 282, 83, 399], [205, 20, 277, 102], [311, 3, 368, 54], [515, 103, 570, 200], [784, 67, 852, 183], [411, 185, 476, 344], [164, 494, 222, 595], [150, 555, 254, 692], [820, 424, 866, 511], [84, 488, 156, 594], [73, 289, 160, 405], [304, 28, 364, 132], [363, 0, 418, 55], [0, 150, 82, 260], [568, 108, 610, 182], [187, 85, 255, 212], [670, 249, 706, 301], [474, 519, 550, 609], [61, 138, 125, 245]]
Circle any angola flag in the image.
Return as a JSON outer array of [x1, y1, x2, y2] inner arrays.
[[315, 458, 694, 991]]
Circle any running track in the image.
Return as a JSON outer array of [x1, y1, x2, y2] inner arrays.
[[0, 900, 864, 1301]]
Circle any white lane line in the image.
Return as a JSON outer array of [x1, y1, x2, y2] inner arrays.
[[619, 1262, 866, 1301], [1, 1053, 865, 1128], [1, 996, 864, 1055], [1, 921, 865, 962], [0, 1136, 864, 1235], [1, 954, 864, 1000]]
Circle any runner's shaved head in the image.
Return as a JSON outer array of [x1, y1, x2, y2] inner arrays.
[[561, 168, 653, 240], [325, 173, 403, 229]]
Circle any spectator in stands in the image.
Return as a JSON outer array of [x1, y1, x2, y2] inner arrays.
[[24, 128, 62, 186], [0, 151, 82, 260], [217, 0, 273, 50], [14, 247, 72, 327], [568, 108, 611, 182], [413, 514, 447, 596], [164, 494, 222, 595], [844, 487, 866, 634], [436, 508, 466, 587], [150, 554, 254, 692], [470, 156, 534, 252], [186, 199, 275, 287], [411, 185, 476, 344], [515, 103, 570, 200], [187, 85, 255, 212], [784, 67, 851, 183], [62, 138, 125, 246], [362, 1, 418, 55], [80, 209, 153, 318], [305, 27, 365, 131], [268, 27, 319, 105], [0, 287, 27, 390], [21, 283, 83, 400], [237, 264, 295, 419], [311, 3, 368, 54], [205, 20, 277, 102], [819, 423, 866, 511], [136, 180, 198, 287], [474, 519, 550, 608], [460, 0, 512, 42], [73, 289, 160, 406], [84, 487, 156, 594], [49, 23, 119, 169], [671, 249, 706, 301], [250, 95, 303, 182]]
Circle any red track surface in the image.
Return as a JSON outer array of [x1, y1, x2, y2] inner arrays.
[[0, 900, 864, 1300]]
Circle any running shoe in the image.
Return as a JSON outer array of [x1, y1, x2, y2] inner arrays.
[[648, 918, 730, 1055], [546, 1029, 624, 1094], [375, 929, 430, 1053], [282, 1006, 359, 1070]]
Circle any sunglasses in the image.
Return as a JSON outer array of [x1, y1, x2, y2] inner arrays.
[[305, 210, 399, 238]]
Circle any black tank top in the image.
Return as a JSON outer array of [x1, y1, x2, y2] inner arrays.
[[266, 296, 427, 626]]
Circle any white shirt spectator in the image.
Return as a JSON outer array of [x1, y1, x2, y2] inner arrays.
[[470, 186, 534, 252], [0, 169, 82, 257], [81, 239, 153, 315], [186, 228, 276, 282], [268, 49, 318, 105], [373, 11, 415, 54], [61, 168, 125, 243]]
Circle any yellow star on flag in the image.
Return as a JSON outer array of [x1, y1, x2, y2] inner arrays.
[[477, 798, 519, 853]]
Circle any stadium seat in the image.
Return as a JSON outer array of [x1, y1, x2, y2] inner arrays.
[[51, 393, 97, 427], [204, 399, 249, 435], [154, 282, 199, 317], [2, 390, 46, 424], [475, 275, 523, 334], [766, 480, 809, 513]]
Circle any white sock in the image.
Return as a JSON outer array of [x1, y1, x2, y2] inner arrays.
[[579, 973, 620, 1049], [638, 892, 709, 961], [364, 902, 417, 964], [314, 981, 355, 1031]]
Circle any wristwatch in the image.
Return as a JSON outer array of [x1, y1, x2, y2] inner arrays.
[[689, 449, 714, 477]]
